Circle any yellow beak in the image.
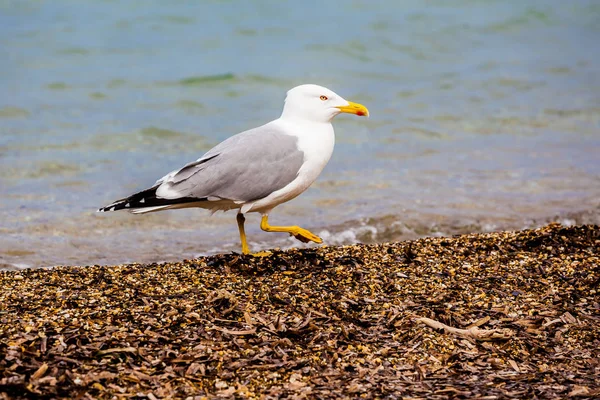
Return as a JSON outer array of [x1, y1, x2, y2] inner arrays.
[[336, 101, 369, 117]]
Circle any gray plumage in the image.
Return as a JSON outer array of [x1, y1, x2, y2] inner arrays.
[[98, 124, 306, 213], [156, 124, 304, 202]]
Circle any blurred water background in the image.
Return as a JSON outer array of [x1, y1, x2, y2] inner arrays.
[[1, 0, 599, 269]]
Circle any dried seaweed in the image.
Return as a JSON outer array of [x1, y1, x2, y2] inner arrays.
[[1, 223, 599, 399]]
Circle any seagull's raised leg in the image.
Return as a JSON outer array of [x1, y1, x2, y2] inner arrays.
[[236, 213, 250, 254], [260, 215, 322, 244]]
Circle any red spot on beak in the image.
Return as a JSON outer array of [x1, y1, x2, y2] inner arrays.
[[356, 111, 365, 116]]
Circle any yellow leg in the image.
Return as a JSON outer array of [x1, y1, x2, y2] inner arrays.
[[236, 213, 250, 254], [260, 215, 322, 244]]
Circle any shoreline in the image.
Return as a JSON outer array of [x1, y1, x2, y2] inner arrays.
[[2, 204, 599, 271], [1, 223, 599, 398]]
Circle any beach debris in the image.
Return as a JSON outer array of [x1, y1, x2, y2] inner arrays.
[[415, 317, 515, 341], [0, 223, 598, 399]]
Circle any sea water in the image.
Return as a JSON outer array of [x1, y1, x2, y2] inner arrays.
[[1, 0, 599, 268]]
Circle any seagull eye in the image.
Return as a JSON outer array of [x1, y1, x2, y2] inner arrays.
[[319, 95, 328, 101]]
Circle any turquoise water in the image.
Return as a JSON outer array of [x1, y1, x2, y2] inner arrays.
[[1, 0, 599, 268]]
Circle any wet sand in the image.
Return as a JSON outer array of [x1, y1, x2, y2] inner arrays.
[[1, 223, 598, 399]]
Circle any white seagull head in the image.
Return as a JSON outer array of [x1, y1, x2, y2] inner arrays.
[[281, 84, 369, 123]]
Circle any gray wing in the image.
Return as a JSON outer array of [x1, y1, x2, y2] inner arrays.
[[154, 123, 305, 202]]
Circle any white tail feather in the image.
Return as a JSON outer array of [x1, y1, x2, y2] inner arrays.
[[129, 205, 172, 214]]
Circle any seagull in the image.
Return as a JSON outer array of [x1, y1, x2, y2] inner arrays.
[[98, 84, 369, 254]]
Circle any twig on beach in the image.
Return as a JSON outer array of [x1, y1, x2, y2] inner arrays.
[[415, 317, 515, 341]]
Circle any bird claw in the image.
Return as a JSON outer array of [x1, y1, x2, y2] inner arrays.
[[292, 228, 322, 244], [251, 251, 273, 257]]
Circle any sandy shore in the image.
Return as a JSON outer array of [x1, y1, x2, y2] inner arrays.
[[1, 223, 598, 399]]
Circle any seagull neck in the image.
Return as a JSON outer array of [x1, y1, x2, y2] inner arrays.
[[278, 114, 333, 127]]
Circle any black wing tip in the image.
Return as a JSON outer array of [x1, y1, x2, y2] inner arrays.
[[98, 185, 207, 213], [98, 186, 158, 213], [98, 197, 134, 212], [97, 204, 123, 213]]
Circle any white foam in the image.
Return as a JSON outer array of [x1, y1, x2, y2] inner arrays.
[[560, 218, 576, 227], [0, 263, 33, 271], [481, 223, 498, 232]]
